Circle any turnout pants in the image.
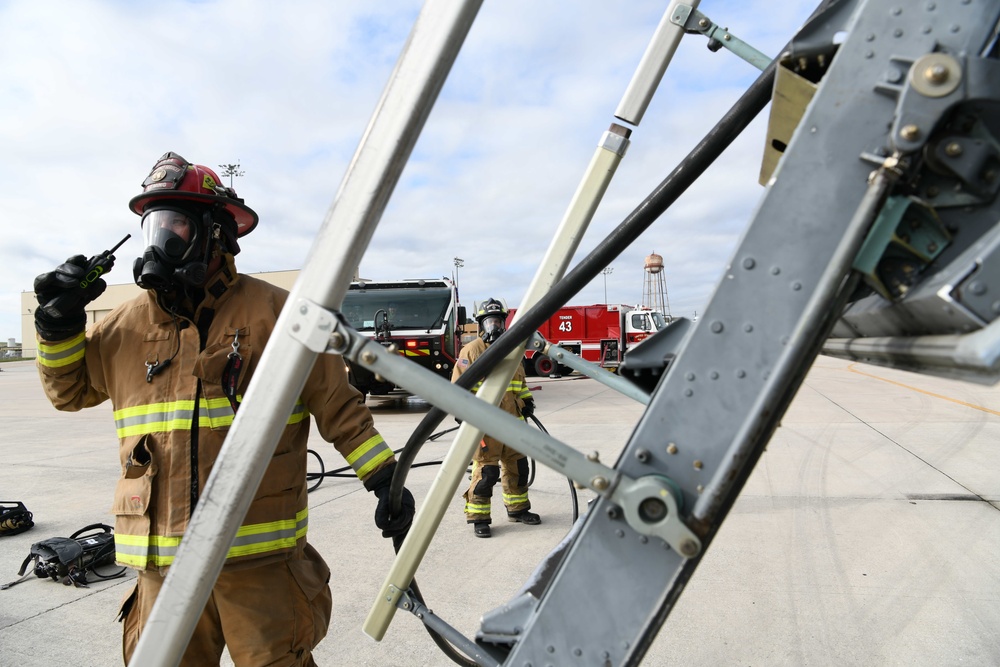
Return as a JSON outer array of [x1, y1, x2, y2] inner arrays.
[[119, 542, 332, 666], [463, 435, 530, 523]]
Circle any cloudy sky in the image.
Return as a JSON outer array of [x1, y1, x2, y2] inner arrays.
[[2, 0, 821, 342]]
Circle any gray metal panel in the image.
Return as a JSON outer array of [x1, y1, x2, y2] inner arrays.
[[504, 1, 1000, 664]]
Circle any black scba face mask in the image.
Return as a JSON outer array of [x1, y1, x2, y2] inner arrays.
[[133, 206, 212, 292], [480, 315, 505, 344]]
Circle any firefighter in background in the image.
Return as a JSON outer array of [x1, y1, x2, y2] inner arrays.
[[453, 298, 540, 538], [32, 152, 415, 665]]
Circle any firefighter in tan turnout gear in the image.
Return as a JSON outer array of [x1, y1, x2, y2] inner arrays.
[[454, 298, 540, 538], [32, 152, 415, 666]]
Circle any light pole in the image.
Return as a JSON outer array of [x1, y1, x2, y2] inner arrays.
[[453, 257, 464, 290], [601, 266, 613, 303], [218, 162, 244, 188]]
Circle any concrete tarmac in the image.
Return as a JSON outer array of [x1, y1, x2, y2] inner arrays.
[[0, 356, 998, 666]]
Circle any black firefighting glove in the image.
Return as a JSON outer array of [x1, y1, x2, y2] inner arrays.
[[33, 255, 107, 341], [521, 398, 535, 420], [365, 462, 415, 539]]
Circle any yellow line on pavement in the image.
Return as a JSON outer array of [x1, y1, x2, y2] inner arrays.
[[846, 363, 1000, 417]]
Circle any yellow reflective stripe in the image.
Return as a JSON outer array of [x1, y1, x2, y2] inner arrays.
[[115, 508, 309, 567], [114, 398, 308, 437], [345, 434, 392, 479], [115, 400, 196, 437], [37, 332, 86, 368], [471, 379, 528, 394], [465, 502, 491, 515], [503, 492, 529, 504]]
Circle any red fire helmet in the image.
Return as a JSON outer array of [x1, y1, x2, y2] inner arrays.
[[128, 152, 258, 237]]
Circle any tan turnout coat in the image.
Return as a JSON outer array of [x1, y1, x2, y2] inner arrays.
[[36, 257, 392, 572]]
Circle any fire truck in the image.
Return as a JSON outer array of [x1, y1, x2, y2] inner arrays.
[[507, 303, 669, 376], [342, 278, 466, 397]]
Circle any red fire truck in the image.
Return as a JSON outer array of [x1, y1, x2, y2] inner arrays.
[[342, 278, 466, 397], [507, 304, 669, 376]]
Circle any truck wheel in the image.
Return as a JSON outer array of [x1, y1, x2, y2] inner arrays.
[[533, 355, 555, 377]]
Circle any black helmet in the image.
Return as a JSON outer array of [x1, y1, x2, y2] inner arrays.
[[475, 298, 507, 344]]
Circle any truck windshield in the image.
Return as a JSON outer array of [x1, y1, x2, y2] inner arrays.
[[343, 286, 452, 331], [650, 311, 668, 330]]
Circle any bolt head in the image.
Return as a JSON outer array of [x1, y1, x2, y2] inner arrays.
[[924, 63, 948, 84], [679, 539, 699, 557]]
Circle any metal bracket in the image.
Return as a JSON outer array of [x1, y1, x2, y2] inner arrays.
[[396, 589, 504, 667], [670, 4, 772, 71], [287, 299, 337, 353]]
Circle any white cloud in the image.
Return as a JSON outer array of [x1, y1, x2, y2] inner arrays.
[[1, 0, 819, 341]]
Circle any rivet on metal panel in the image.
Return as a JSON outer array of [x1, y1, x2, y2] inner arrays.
[[667, 443, 678, 455], [693, 460, 703, 470], [361, 350, 377, 364], [592, 476, 609, 491]]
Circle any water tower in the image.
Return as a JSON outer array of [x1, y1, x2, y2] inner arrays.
[[642, 252, 672, 318]]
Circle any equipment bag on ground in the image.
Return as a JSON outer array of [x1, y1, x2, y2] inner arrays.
[[0, 501, 35, 537], [2, 523, 126, 589]]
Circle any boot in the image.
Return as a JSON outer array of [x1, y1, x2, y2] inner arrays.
[[507, 510, 541, 525], [473, 521, 492, 538]]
